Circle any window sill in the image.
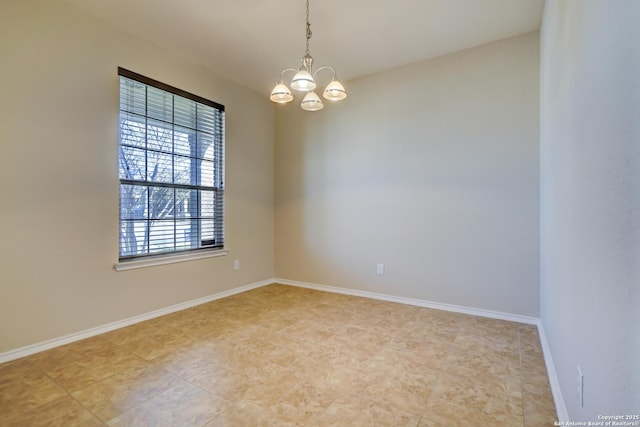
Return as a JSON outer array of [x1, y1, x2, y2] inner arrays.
[[114, 249, 228, 271]]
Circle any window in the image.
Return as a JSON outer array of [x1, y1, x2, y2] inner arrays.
[[118, 68, 225, 260]]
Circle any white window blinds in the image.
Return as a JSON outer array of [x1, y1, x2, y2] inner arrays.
[[118, 68, 225, 260]]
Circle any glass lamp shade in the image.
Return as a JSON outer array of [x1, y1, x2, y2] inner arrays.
[[270, 83, 294, 103], [323, 79, 347, 101], [301, 91, 324, 111], [291, 69, 316, 92]]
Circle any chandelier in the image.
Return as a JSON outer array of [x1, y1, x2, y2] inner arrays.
[[269, 0, 347, 111]]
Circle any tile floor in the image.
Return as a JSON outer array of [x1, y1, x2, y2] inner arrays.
[[0, 284, 557, 426]]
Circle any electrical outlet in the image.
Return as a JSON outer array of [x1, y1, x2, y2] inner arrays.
[[577, 366, 583, 407], [376, 263, 384, 275], [234, 259, 240, 270]]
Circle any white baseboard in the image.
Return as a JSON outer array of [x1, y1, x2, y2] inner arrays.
[[537, 321, 569, 423], [0, 279, 274, 364], [276, 278, 539, 325]]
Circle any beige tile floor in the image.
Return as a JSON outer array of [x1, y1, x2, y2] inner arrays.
[[0, 284, 557, 426]]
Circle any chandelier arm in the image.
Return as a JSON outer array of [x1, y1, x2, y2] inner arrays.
[[312, 66, 337, 82], [280, 68, 299, 81]]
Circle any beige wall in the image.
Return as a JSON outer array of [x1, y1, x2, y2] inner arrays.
[[540, 0, 640, 417], [275, 33, 540, 316], [0, 0, 275, 353]]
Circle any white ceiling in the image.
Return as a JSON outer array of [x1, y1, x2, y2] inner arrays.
[[64, 0, 544, 94]]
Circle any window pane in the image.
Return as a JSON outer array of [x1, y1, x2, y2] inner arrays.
[[120, 184, 148, 220], [174, 126, 195, 157], [147, 151, 173, 183], [200, 160, 214, 187], [176, 218, 199, 250], [149, 220, 175, 253], [147, 119, 173, 153], [174, 97, 196, 128], [149, 186, 174, 220], [120, 78, 146, 116], [200, 190, 214, 218], [201, 218, 214, 242], [197, 105, 216, 133], [120, 112, 146, 148], [147, 87, 173, 122], [175, 188, 194, 219], [119, 146, 146, 181], [175, 224, 192, 250], [197, 133, 214, 160], [174, 155, 194, 185], [119, 219, 148, 257]]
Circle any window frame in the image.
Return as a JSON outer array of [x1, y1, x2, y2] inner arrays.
[[117, 67, 225, 265]]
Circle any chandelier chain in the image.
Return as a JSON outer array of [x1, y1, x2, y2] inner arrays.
[[305, 0, 312, 54]]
